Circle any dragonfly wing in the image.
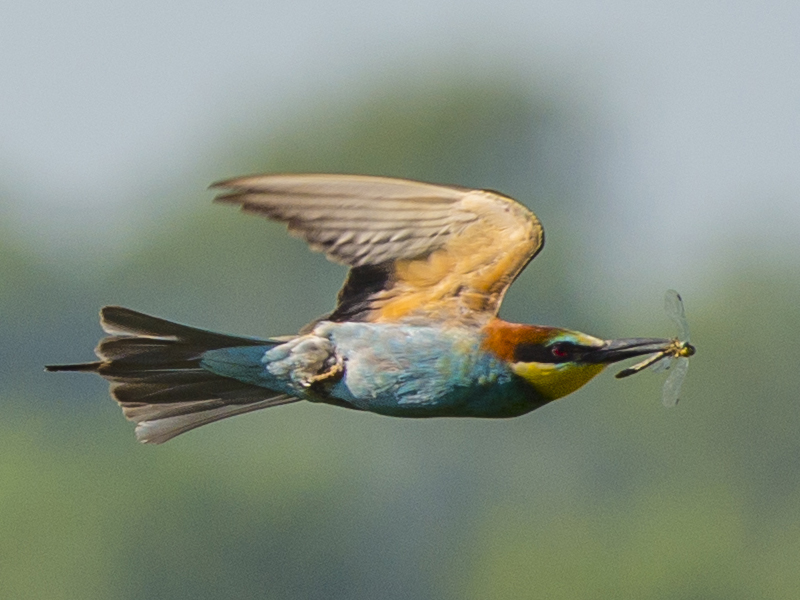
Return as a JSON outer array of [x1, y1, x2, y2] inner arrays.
[[650, 354, 674, 374], [661, 357, 688, 407], [664, 289, 690, 341]]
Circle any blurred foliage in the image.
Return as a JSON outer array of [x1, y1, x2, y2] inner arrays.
[[2, 75, 799, 599]]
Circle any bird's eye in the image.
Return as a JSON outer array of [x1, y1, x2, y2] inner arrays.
[[550, 344, 570, 359]]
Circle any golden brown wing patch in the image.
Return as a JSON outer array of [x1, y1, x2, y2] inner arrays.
[[213, 174, 543, 324]]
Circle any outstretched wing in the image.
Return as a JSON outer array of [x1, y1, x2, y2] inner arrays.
[[212, 174, 543, 324]]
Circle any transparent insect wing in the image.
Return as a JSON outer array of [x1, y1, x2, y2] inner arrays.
[[662, 356, 689, 407], [650, 354, 675, 374], [664, 289, 690, 342]]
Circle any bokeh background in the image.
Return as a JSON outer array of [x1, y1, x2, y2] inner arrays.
[[3, 2, 800, 598]]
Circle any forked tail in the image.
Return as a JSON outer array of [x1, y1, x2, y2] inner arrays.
[[46, 306, 297, 443]]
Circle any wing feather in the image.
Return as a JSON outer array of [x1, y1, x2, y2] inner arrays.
[[212, 174, 543, 324]]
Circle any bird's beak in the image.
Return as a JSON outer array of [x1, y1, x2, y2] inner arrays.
[[582, 338, 674, 365]]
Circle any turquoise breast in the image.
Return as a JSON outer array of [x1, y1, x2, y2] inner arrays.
[[310, 322, 544, 417]]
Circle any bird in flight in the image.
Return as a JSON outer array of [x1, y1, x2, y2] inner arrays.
[[47, 174, 694, 443]]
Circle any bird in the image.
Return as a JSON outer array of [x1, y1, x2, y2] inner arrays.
[[47, 174, 686, 444]]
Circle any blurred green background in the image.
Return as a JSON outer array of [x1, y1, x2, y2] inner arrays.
[[3, 3, 800, 599]]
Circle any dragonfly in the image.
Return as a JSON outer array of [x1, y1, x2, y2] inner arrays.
[[615, 289, 696, 407]]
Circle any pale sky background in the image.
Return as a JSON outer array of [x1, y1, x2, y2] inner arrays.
[[2, 0, 799, 299]]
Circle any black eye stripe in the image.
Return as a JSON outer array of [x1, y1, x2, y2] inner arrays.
[[513, 344, 553, 363], [514, 342, 580, 364]]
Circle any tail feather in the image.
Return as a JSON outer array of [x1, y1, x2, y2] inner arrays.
[[132, 397, 295, 444], [47, 306, 299, 444], [46, 362, 101, 372]]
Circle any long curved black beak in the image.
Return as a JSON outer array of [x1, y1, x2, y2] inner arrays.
[[582, 338, 674, 365]]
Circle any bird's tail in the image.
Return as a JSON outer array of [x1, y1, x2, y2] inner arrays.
[[46, 306, 298, 444]]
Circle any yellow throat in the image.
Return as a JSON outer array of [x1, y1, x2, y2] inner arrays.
[[512, 361, 606, 401]]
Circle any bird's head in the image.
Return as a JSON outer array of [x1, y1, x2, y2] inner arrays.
[[482, 320, 675, 401]]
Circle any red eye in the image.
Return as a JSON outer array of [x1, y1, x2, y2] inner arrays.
[[551, 344, 569, 358]]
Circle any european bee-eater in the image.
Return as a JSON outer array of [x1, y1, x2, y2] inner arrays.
[[48, 174, 693, 443]]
